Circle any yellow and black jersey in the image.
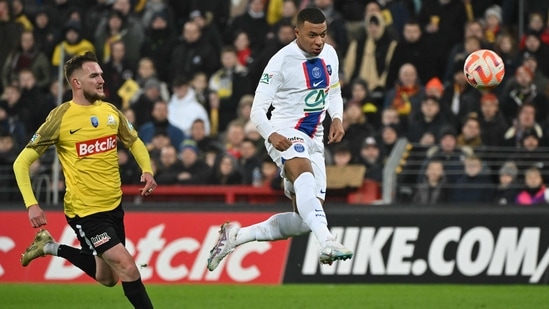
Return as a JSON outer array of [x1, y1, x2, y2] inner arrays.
[[20, 100, 151, 218]]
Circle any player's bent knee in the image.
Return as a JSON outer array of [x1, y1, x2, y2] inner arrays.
[[97, 277, 118, 287]]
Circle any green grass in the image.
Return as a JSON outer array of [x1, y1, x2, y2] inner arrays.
[[1, 283, 548, 309]]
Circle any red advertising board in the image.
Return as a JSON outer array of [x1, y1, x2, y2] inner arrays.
[[0, 211, 290, 284]]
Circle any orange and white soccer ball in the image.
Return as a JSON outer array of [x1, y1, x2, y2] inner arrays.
[[463, 49, 505, 90]]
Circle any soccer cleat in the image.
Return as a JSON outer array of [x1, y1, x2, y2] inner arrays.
[[207, 222, 239, 271], [21, 229, 55, 267], [319, 239, 353, 266]]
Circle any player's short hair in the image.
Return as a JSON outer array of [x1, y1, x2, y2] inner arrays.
[[64, 51, 98, 83], [297, 8, 326, 27]]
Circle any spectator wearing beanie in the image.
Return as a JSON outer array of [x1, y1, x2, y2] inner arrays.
[[494, 161, 520, 205]]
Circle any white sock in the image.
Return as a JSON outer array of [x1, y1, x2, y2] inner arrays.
[[44, 242, 60, 256], [294, 172, 333, 247], [235, 212, 310, 246]]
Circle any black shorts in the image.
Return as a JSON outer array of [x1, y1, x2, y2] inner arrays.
[[66, 205, 126, 255]]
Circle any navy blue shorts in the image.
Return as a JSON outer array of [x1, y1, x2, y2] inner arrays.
[[66, 205, 126, 255]]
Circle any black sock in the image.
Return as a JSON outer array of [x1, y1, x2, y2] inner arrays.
[[57, 245, 97, 279], [122, 278, 154, 309]]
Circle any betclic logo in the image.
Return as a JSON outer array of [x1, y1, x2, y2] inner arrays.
[[76, 135, 117, 157]]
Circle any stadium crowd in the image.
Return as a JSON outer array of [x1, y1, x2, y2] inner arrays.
[[1, 0, 549, 206]]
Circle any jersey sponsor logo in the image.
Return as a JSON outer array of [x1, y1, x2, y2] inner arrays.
[[69, 128, 82, 134], [260, 73, 273, 84], [294, 144, 305, 153], [91, 116, 99, 128], [288, 136, 305, 143], [313, 80, 324, 87], [29, 133, 41, 144], [76, 135, 117, 157], [90, 232, 111, 247], [304, 89, 328, 112]]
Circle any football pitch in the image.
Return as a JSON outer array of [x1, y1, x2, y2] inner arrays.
[[1, 283, 548, 309]]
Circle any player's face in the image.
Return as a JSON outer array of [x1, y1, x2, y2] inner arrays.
[[78, 61, 105, 102], [295, 21, 327, 56]]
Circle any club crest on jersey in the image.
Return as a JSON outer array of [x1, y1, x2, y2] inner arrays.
[[294, 144, 305, 153], [91, 116, 99, 128], [107, 114, 117, 129], [260, 73, 273, 84], [327, 65, 332, 75]]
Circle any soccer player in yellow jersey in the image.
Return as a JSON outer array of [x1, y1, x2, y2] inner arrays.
[[13, 52, 156, 309]]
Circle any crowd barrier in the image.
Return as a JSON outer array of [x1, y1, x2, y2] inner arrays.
[[2, 203, 548, 285]]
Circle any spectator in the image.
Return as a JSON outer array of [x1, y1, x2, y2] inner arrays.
[[0, 104, 25, 149], [167, 75, 210, 136], [483, 5, 503, 46], [17, 69, 55, 139], [51, 21, 95, 72], [518, 11, 549, 50], [417, 0, 467, 79], [189, 118, 222, 158], [222, 120, 246, 160], [147, 129, 172, 162], [384, 63, 424, 120], [456, 115, 483, 150], [406, 96, 447, 146], [378, 124, 400, 162], [478, 93, 508, 147], [170, 20, 220, 80], [140, 10, 176, 83], [423, 126, 473, 184], [448, 155, 494, 203], [225, 0, 271, 55], [313, 0, 349, 60], [154, 145, 184, 185], [233, 31, 253, 68], [520, 30, 549, 77], [2, 30, 51, 91], [521, 55, 549, 99], [493, 31, 521, 94], [424, 77, 444, 100], [238, 138, 262, 185], [32, 7, 60, 60], [501, 65, 548, 125], [387, 19, 437, 88], [512, 130, 548, 182], [0, 0, 23, 91], [439, 59, 481, 127], [494, 161, 520, 205], [380, 107, 402, 134], [502, 103, 544, 148], [344, 78, 380, 128], [133, 57, 170, 103], [331, 142, 353, 167], [139, 100, 185, 152], [344, 11, 397, 101], [515, 166, 549, 206], [208, 46, 253, 133], [131, 78, 162, 128], [11, 0, 32, 31], [95, 0, 144, 65], [248, 20, 295, 85], [339, 102, 375, 161], [444, 36, 483, 87], [118, 147, 140, 185], [101, 40, 135, 109], [208, 152, 243, 185], [191, 71, 212, 110], [412, 159, 448, 204], [0, 133, 18, 200], [94, 10, 127, 63], [357, 136, 383, 183], [176, 139, 212, 185], [189, 9, 223, 53]]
